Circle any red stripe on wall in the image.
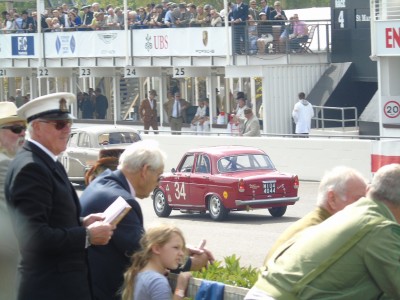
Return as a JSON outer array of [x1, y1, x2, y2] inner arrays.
[[371, 154, 400, 172]]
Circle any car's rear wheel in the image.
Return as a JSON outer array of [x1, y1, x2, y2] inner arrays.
[[268, 206, 287, 217], [153, 189, 172, 217], [208, 195, 229, 221]]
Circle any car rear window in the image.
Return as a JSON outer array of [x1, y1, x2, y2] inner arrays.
[[98, 132, 141, 145], [217, 154, 275, 173]]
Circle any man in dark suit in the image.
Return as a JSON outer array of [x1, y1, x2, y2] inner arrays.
[[139, 89, 159, 134], [5, 92, 115, 300], [231, 0, 249, 54], [80, 141, 214, 300], [94, 88, 108, 119]]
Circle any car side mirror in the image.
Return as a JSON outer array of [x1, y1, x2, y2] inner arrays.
[[171, 168, 176, 173]]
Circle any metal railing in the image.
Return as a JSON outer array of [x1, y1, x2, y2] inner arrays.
[[313, 105, 358, 130], [372, 0, 400, 21]]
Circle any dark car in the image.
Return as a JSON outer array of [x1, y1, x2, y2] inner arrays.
[[153, 146, 299, 221]]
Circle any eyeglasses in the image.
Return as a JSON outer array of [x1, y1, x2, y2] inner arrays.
[[0, 125, 27, 134], [39, 119, 72, 130]]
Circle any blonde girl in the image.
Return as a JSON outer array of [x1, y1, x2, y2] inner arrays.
[[121, 224, 192, 300]]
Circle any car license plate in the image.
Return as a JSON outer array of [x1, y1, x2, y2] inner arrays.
[[263, 181, 276, 194]]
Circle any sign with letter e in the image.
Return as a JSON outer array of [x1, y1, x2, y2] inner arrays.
[[383, 96, 400, 124]]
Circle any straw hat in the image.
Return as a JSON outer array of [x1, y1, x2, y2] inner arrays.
[[0, 102, 26, 126]]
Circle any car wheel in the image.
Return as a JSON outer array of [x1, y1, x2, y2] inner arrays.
[[268, 206, 287, 217], [208, 195, 229, 221], [153, 189, 172, 217]]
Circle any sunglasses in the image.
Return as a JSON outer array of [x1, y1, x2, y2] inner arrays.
[[39, 119, 72, 130], [0, 125, 27, 134]]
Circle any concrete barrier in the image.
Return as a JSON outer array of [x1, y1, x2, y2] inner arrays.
[[141, 135, 374, 181]]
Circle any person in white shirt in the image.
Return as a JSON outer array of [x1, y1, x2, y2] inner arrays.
[[191, 98, 210, 134], [292, 92, 314, 136]]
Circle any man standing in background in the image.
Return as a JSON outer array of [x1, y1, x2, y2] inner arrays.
[[95, 88, 108, 119], [139, 89, 159, 134], [292, 92, 314, 136]]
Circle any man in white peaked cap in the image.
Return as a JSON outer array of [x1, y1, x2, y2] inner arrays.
[[5, 93, 115, 300]]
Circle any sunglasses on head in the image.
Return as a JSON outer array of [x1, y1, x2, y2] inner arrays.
[[39, 119, 72, 130], [0, 125, 27, 134]]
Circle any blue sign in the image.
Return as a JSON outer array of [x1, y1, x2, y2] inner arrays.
[[12, 36, 34, 56]]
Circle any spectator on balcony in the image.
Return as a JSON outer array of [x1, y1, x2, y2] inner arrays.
[[44, 17, 53, 31], [210, 9, 222, 27], [270, 1, 286, 31], [147, 4, 164, 28], [248, 15, 258, 54], [67, 10, 82, 27], [51, 17, 63, 32], [195, 5, 209, 27], [188, 4, 198, 27], [249, 0, 259, 21], [106, 8, 120, 29], [279, 15, 294, 51], [92, 2, 101, 13], [219, 1, 232, 21], [259, 0, 272, 19], [231, 0, 249, 55], [257, 12, 273, 54], [127, 11, 138, 29], [135, 7, 148, 29], [289, 14, 309, 52], [163, 3, 177, 27], [91, 11, 107, 30], [81, 5, 94, 28], [27, 11, 38, 32], [52, 9, 66, 27], [114, 7, 124, 28], [2, 12, 16, 33]]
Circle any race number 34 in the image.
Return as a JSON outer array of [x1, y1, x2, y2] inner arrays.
[[384, 100, 400, 118]]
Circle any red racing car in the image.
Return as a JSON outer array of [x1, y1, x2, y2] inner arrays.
[[152, 146, 299, 221]]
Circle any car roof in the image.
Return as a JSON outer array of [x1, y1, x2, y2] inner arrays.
[[71, 125, 139, 134], [186, 145, 266, 157]]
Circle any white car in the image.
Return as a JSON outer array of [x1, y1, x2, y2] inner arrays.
[[60, 125, 141, 182]]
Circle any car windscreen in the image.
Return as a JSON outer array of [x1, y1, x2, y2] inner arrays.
[[98, 132, 141, 145], [217, 154, 275, 173]]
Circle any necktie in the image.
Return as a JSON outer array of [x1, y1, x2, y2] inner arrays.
[[175, 101, 180, 117]]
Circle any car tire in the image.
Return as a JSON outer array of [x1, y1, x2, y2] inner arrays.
[[153, 189, 172, 217], [268, 206, 287, 217], [208, 195, 229, 221]]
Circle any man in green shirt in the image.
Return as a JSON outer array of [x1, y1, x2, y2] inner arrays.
[[245, 164, 400, 300]]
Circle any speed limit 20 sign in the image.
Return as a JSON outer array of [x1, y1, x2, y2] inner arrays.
[[383, 97, 400, 124]]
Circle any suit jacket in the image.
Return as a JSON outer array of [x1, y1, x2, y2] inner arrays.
[[139, 98, 157, 123], [80, 169, 144, 300], [164, 98, 190, 121], [5, 141, 90, 300], [232, 2, 249, 23], [242, 115, 261, 136]]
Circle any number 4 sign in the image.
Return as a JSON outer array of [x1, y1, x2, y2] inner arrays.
[[383, 97, 400, 124]]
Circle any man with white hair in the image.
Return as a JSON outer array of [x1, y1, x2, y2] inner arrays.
[[5, 93, 115, 300], [246, 164, 400, 300], [80, 140, 214, 300], [0, 102, 26, 300], [264, 166, 367, 263]]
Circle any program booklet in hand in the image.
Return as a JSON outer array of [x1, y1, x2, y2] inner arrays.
[[103, 196, 132, 226]]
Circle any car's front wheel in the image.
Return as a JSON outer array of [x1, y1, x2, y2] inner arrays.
[[208, 195, 229, 221], [153, 189, 172, 217], [268, 206, 287, 217]]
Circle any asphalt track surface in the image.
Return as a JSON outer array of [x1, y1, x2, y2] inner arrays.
[[78, 180, 319, 268]]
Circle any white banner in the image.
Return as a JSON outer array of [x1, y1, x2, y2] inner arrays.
[[376, 21, 400, 56], [0, 28, 228, 59], [131, 27, 227, 56]]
